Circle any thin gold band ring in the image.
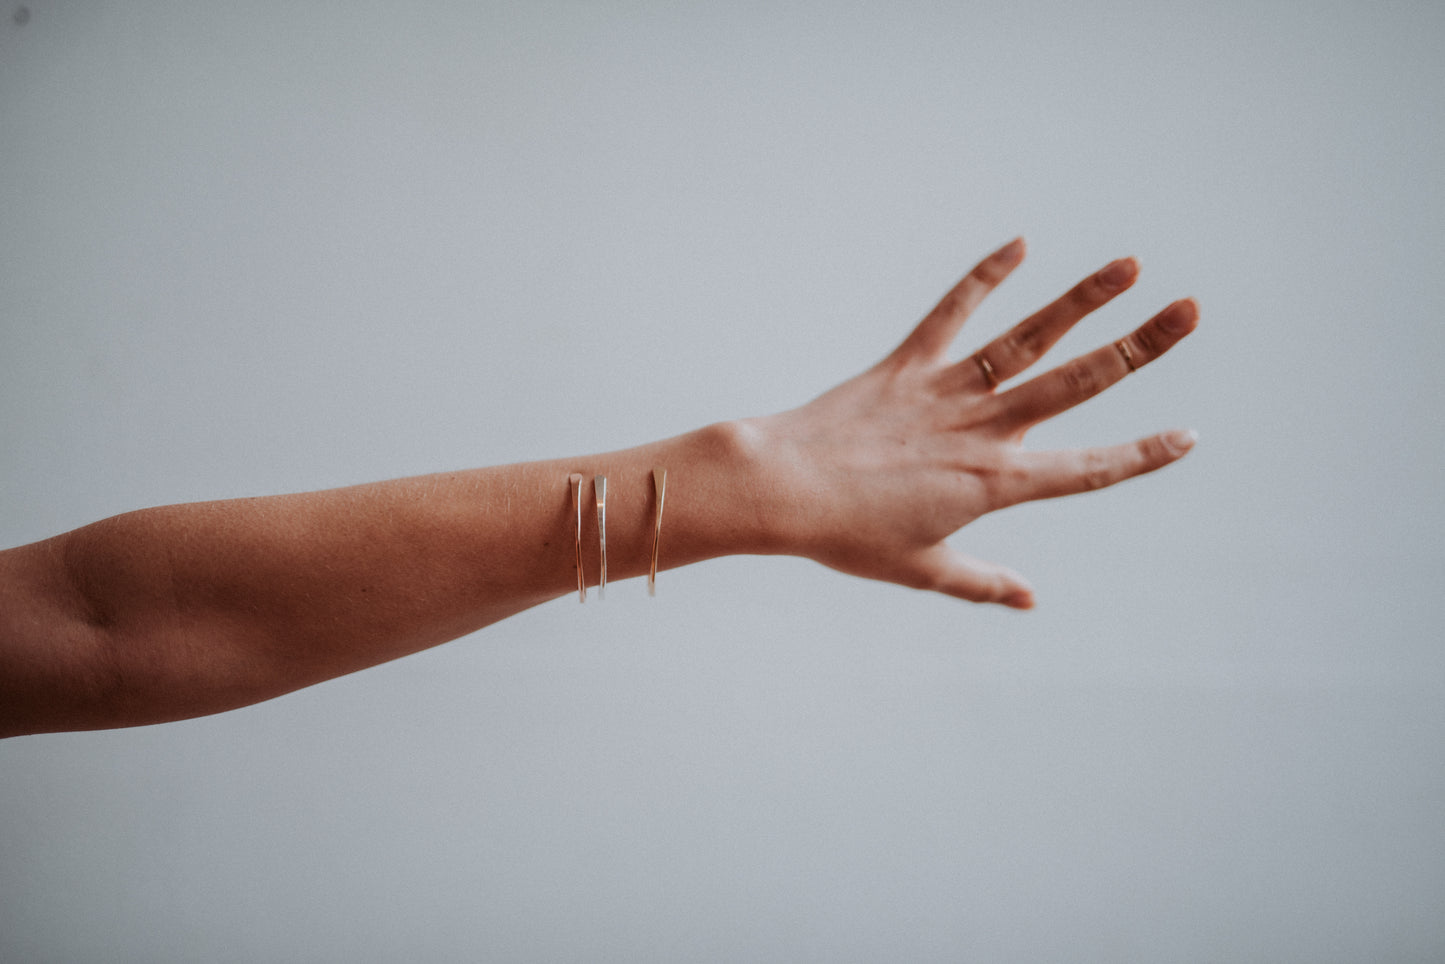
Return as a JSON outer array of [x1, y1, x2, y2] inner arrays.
[[1115, 339, 1137, 373], [975, 353, 999, 389]]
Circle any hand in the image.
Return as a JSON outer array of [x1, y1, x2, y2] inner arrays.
[[747, 238, 1198, 608]]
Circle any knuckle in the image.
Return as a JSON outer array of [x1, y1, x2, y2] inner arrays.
[[966, 458, 1007, 509], [974, 257, 1010, 285], [1079, 449, 1114, 491], [990, 571, 1016, 603], [1003, 320, 1045, 358], [986, 461, 1031, 510], [903, 565, 939, 593], [956, 453, 1020, 512], [1139, 433, 1171, 466], [932, 291, 960, 320], [1070, 276, 1107, 310], [1061, 359, 1101, 398], [1130, 325, 1162, 358]]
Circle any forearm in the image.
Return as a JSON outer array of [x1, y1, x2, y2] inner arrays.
[[0, 421, 773, 735]]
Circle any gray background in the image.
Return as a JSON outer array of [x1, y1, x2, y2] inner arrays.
[[2, 1, 1442, 961]]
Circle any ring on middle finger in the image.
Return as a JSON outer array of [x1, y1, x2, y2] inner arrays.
[[1114, 340, 1137, 373]]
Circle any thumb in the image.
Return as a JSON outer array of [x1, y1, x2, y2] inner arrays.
[[904, 544, 1035, 609]]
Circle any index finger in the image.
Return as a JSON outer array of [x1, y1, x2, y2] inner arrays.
[[892, 238, 1026, 363]]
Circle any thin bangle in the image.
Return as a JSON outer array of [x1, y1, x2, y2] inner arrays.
[[649, 467, 667, 596], [569, 473, 586, 603], [593, 475, 607, 600]]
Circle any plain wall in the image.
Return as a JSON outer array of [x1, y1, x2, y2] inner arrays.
[[3, 2, 1443, 960]]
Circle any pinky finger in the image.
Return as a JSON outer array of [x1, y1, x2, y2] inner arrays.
[[1013, 429, 1198, 503]]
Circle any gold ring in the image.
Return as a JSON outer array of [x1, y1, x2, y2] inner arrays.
[[1114, 339, 1137, 373], [974, 353, 999, 389]]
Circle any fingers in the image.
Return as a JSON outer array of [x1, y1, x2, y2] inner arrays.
[[1007, 429, 1199, 504], [904, 544, 1035, 609], [955, 255, 1139, 390], [893, 238, 1026, 363], [993, 298, 1199, 434]]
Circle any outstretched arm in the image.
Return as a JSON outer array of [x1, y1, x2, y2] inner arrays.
[[0, 239, 1197, 736]]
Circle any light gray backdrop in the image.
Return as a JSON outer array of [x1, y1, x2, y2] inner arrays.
[[3, 2, 1442, 961]]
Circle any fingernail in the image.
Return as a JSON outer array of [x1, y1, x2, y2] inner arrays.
[[1002, 572, 1035, 609], [1160, 298, 1199, 335], [1098, 257, 1138, 289], [1005, 587, 1035, 610], [997, 237, 1026, 263], [1163, 428, 1198, 456]]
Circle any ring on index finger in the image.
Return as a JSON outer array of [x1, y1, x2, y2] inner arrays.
[[974, 352, 1000, 389]]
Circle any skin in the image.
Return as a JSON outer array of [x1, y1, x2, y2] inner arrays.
[[0, 239, 1198, 737]]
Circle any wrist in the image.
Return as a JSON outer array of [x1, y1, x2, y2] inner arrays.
[[665, 418, 787, 560], [696, 415, 812, 560]]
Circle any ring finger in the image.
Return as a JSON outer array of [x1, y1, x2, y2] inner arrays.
[[992, 297, 1200, 435]]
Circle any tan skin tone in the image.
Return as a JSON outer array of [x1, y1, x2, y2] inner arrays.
[[0, 239, 1197, 737]]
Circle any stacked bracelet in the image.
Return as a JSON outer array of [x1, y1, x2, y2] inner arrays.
[[566, 468, 665, 601]]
